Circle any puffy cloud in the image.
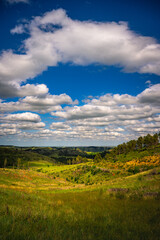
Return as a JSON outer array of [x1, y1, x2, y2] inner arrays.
[[0, 83, 48, 98], [0, 128, 20, 136], [0, 50, 49, 86], [52, 105, 112, 120], [47, 84, 160, 142], [0, 93, 75, 113], [2, 112, 41, 122], [52, 84, 160, 122], [0, 8, 160, 99], [50, 122, 71, 130], [23, 93, 73, 106], [138, 84, 160, 106], [0, 84, 159, 143], [18, 10, 160, 75], [0, 122, 45, 130], [0, 112, 45, 136], [52, 102, 155, 121]]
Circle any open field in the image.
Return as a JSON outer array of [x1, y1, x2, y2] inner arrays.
[[0, 141, 160, 240], [0, 163, 160, 240]]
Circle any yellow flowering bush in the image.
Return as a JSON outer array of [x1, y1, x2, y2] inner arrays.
[[124, 155, 160, 172]]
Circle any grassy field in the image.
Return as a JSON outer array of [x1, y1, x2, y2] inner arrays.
[[0, 142, 160, 240], [0, 188, 159, 240], [0, 161, 160, 240]]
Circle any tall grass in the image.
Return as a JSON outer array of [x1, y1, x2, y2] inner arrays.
[[0, 188, 159, 240]]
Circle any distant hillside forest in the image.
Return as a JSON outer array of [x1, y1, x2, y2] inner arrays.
[[112, 133, 160, 155], [0, 133, 159, 168]]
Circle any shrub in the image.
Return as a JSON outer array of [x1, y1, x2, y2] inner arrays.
[[115, 192, 125, 199]]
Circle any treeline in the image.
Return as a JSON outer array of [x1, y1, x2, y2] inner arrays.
[[93, 133, 160, 163], [67, 155, 88, 165], [24, 147, 95, 164], [0, 147, 55, 168], [112, 133, 159, 155], [25, 147, 95, 159]]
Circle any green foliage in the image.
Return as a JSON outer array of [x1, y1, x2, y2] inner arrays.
[[94, 153, 102, 163], [128, 166, 140, 174], [0, 133, 160, 240], [111, 133, 159, 157], [0, 147, 55, 168], [3, 158, 7, 168]]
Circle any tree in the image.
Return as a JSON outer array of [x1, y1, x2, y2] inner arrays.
[[4, 158, 7, 168], [152, 133, 159, 146], [137, 136, 143, 149], [17, 158, 21, 169], [72, 159, 76, 164], [76, 155, 83, 164], [144, 134, 152, 147], [94, 153, 102, 163], [67, 159, 72, 165], [126, 140, 136, 152]]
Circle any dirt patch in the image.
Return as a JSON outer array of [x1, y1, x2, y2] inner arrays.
[[108, 188, 129, 192], [143, 192, 159, 197]]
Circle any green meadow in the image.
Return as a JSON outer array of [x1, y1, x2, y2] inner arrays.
[[0, 139, 160, 240], [0, 165, 160, 240]]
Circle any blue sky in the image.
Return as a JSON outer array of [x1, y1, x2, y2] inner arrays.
[[0, 0, 160, 146]]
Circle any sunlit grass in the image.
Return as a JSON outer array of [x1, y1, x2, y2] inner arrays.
[[0, 159, 159, 240], [0, 187, 159, 240]]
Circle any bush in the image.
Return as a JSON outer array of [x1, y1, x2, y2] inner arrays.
[[128, 166, 140, 174], [115, 192, 125, 199]]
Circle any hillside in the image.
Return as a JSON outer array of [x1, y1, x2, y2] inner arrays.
[[0, 133, 160, 240], [0, 147, 56, 168]]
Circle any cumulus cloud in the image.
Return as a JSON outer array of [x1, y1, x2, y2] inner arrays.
[[0, 8, 160, 99], [0, 8, 160, 144], [50, 122, 71, 130], [0, 83, 48, 98], [23, 93, 74, 106], [0, 128, 20, 136], [0, 93, 75, 113], [52, 99, 155, 121], [47, 84, 160, 142], [2, 112, 41, 122], [51, 84, 160, 121], [0, 112, 45, 136], [0, 122, 45, 130], [138, 84, 160, 106], [0, 84, 159, 143]]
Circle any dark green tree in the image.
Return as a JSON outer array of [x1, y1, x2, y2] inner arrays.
[[137, 136, 143, 149], [94, 153, 102, 163]]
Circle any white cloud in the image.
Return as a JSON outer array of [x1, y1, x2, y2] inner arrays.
[[0, 8, 160, 145], [0, 83, 48, 98], [47, 84, 160, 142], [0, 93, 75, 113], [26, 9, 160, 75], [0, 112, 45, 135], [2, 112, 41, 122], [0, 128, 20, 136], [138, 84, 160, 106], [51, 84, 160, 121], [50, 122, 71, 130], [10, 25, 25, 34], [0, 122, 45, 130], [23, 93, 73, 106], [0, 9, 160, 99], [0, 84, 159, 143]]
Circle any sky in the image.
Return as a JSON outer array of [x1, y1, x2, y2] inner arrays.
[[0, 0, 160, 146]]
